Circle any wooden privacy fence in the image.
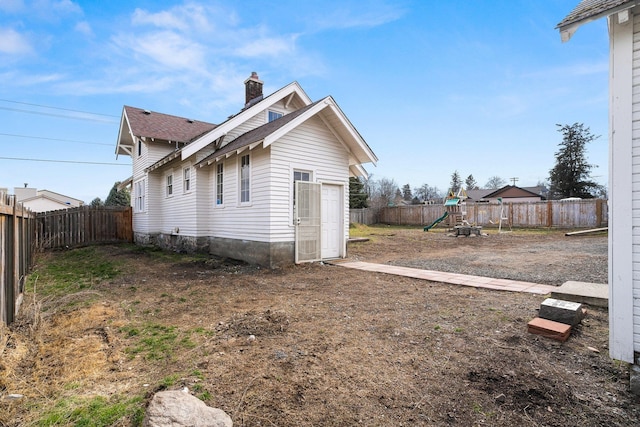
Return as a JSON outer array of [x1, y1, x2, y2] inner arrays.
[[349, 208, 379, 225], [1, 193, 36, 325], [35, 205, 133, 249], [370, 199, 608, 228]]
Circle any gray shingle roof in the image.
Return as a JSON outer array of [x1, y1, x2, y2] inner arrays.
[[557, 0, 636, 29], [124, 105, 217, 143]]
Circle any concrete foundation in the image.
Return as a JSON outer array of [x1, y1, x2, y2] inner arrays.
[[632, 353, 640, 396], [209, 236, 294, 268], [134, 232, 295, 267]]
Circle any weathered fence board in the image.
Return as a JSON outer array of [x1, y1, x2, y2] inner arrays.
[[35, 205, 133, 250], [354, 199, 607, 228], [2, 203, 133, 325], [1, 192, 35, 325]]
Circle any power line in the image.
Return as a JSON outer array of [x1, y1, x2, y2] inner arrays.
[[0, 98, 119, 118], [0, 132, 112, 146], [0, 106, 117, 123], [0, 156, 129, 166]]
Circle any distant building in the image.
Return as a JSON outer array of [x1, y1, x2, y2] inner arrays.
[[466, 185, 546, 203], [14, 187, 84, 212]]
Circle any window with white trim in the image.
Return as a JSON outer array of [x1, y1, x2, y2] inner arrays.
[[135, 179, 146, 212], [137, 140, 142, 157], [268, 110, 283, 122], [240, 154, 250, 203], [216, 163, 224, 205], [166, 174, 173, 196], [183, 167, 191, 192]]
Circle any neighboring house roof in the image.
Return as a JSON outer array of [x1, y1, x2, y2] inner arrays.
[[466, 189, 493, 201], [557, 0, 638, 41], [116, 106, 216, 157], [484, 185, 544, 200], [19, 189, 84, 212], [522, 185, 549, 198]]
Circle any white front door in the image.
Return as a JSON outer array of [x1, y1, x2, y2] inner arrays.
[[321, 184, 342, 259]]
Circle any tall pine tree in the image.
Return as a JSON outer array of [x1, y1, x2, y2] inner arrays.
[[548, 123, 599, 199], [349, 177, 368, 208]]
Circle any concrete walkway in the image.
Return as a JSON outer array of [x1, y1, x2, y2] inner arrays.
[[334, 261, 557, 295]]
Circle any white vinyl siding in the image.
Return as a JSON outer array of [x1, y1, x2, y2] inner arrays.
[[151, 160, 201, 237], [207, 148, 271, 241], [132, 140, 178, 234], [270, 115, 349, 245], [630, 11, 640, 356]]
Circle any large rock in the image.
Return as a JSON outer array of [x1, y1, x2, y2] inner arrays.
[[144, 390, 233, 427]]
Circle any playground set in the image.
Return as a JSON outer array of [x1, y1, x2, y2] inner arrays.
[[423, 189, 481, 236], [423, 190, 512, 235]]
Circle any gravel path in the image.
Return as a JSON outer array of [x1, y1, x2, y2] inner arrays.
[[349, 229, 608, 286]]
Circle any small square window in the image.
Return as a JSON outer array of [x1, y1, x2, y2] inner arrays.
[[268, 110, 283, 122]]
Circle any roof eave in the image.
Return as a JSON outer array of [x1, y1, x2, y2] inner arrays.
[[181, 82, 312, 160], [116, 107, 134, 159], [558, 1, 639, 42]]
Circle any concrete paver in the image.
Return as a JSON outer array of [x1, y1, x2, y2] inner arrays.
[[334, 261, 557, 295]]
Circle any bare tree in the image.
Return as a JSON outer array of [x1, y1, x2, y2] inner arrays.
[[485, 176, 506, 189], [414, 184, 442, 203], [368, 177, 399, 209]]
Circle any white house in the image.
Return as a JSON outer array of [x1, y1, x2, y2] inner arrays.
[[14, 187, 84, 212], [558, 0, 640, 387], [116, 73, 378, 267]]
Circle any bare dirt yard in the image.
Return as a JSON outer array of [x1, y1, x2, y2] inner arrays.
[[1, 225, 637, 426]]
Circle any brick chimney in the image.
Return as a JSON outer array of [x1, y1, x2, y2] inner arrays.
[[244, 72, 263, 107]]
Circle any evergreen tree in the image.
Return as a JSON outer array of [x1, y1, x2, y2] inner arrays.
[[105, 181, 131, 206], [548, 123, 599, 199], [402, 183, 412, 201], [465, 174, 478, 190], [349, 177, 368, 209], [450, 170, 462, 193], [90, 197, 104, 207]]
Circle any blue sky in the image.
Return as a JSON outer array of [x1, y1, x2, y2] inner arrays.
[[0, 0, 608, 203]]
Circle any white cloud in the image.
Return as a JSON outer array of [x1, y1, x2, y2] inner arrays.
[[308, 1, 405, 30], [0, 70, 64, 86], [75, 21, 93, 36], [131, 3, 214, 34], [0, 0, 25, 13], [50, 0, 81, 14], [0, 28, 32, 55], [32, 0, 82, 17], [235, 34, 298, 58], [114, 31, 207, 71]]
